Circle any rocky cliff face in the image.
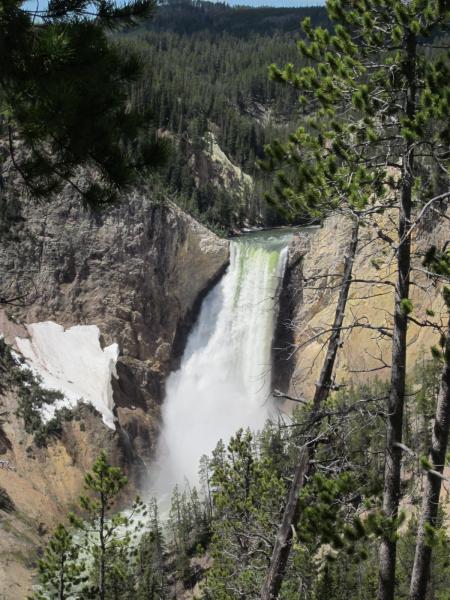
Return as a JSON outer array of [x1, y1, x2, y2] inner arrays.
[[1, 187, 229, 450], [274, 206, 449, 403], [0, 178, 229, 597]]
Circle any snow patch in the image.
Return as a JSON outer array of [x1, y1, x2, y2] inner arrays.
[[15, 322, 118, 430]]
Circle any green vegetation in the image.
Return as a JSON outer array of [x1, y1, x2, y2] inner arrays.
[[0, 0, 167, 208], [36, 361, 450, 599], [147, 1, 329, 37], [260, 1, 450, 597], [2, 2, 450, 600], [116, 1, 329, 229], [33, 452, 146, 600], [0, 337, 74, 447], [34, 524, 85, 600], [0, 0, 329, 232]]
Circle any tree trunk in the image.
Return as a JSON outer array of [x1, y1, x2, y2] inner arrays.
[[59, 554, 65, 600], [261, 218, 359, 600], [377, 29, 416, 600], [409, 317, 450, 600], [99, 491, 106, 600]]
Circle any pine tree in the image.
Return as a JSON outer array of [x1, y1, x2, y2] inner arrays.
[[199, 454, 214, 522], [262, 2, 450, 598], [33, 524, 85, 600], [71, 452, 143, 600], [36, 453, 146, 599], [1, 0, 167, 207], [410, 247, 450, 600], [168, 484, 194, 585], [205, 429, 285, 599], [136, 498, 167, 599]]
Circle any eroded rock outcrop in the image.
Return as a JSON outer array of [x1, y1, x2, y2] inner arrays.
[[1, 189, 228, 447]]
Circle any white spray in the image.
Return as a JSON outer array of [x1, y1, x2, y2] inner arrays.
[[151, 230, 293, 495]]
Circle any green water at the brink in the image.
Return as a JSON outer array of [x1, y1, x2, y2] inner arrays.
[[232, 226, 304, 249]]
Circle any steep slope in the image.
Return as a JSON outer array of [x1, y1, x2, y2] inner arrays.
[[118, 0, 328, 229], [274, 206, 449, 401], [0, 173, 229, 597]]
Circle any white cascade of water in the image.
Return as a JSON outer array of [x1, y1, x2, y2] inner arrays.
[[151, 230, 293, 495]]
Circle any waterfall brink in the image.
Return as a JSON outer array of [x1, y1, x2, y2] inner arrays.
[[151, 230, 293, 496]]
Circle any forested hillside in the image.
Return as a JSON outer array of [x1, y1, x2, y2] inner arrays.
[[117, 1, 328, 230], [30, 361, 450, 599], [148, 0, 329, 36]]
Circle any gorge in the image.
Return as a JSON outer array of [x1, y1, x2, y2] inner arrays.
[[0, 188, 447, 598], [1, 1, 449, 597]]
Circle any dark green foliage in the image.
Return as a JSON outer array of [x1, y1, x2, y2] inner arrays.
[[263, 8, 450, 595], [0, 337, 70, 447], [396, 514, 450, 600], [423, 246, 450, 328], [405, 356, 442, 461], [147, 1, 329, 38], [0, 0, 328, 228], [36, 456, 167, 599], [204, 428, 287, 599], [33, 524, 86, 600], [15, 382, 68, 449], [81, 452, 128, 503], [423, 246, 450, 281], [44, 0, 155, 27], [306, 545, 379, 600], [36, 364, 450, 598], [117, 0, 322, 229], [76, 455, 150, 599], [202, 367, 450, 599], [262, 0, 450, 223], [136, 498, 168, 599], [0, 486, 14, 513], [298, 510, 450, 600], [36, 453, 148, 599], [167, 483, 211, 586], [0, 0, 167, 207]]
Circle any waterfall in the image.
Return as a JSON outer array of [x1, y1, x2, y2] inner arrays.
[[152, 229, 293, 496]]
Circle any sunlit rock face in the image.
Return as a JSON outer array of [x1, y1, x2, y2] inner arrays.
[[0, 176, 229, 598], [273, 208, 450, 407], [0, 185, 229, 461]]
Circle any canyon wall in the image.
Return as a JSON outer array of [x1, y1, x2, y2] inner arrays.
[[274, 205, 449, 403], [0, 174, 229, 597]]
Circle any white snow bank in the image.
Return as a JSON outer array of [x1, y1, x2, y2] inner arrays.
[[16, 322, 118, 429]]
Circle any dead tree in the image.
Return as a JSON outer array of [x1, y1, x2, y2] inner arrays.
[[261, 217, 359, 600]]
